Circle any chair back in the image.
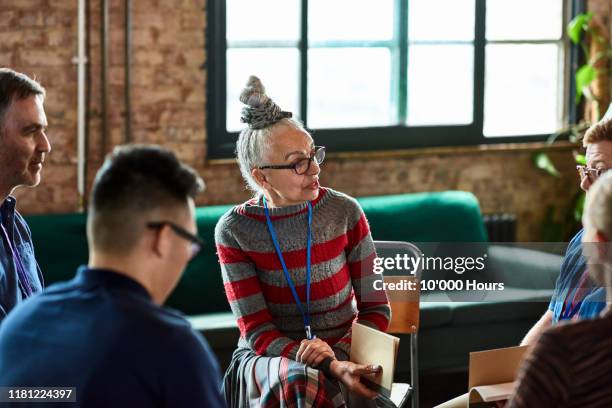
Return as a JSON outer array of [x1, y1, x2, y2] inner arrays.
[[373, 241, 422, 334]]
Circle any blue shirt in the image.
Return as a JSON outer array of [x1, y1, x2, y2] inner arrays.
[[0, 196, 43, 322], [548, 229, 606, 323], [0, 267, 226, 408]]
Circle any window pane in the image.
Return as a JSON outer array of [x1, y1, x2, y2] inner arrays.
[[409, 0, 475, 42], [484, 44, 560, 137], [308, 48, 394, 128], [227, 0, 300, 42], [486, 0, 563, 41], [309, 0, 394, 42], [226, 48, 300, 132], [407, 45, 473, 125]]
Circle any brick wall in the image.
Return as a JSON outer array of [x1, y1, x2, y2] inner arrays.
[[0, 0, 609, 241]]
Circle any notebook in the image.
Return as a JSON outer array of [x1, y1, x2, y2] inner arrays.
[[350, 322, 400, 397]]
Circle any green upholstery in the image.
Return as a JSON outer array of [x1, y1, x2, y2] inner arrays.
[[26, 213, 89, 284], [167, 205, 233, 314], [358, 191, 487, 243]]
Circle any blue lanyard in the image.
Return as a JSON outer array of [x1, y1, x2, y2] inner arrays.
[[560, 301, 582, 321], [263, 197, 314, 339], [560, 272, 591, 320]]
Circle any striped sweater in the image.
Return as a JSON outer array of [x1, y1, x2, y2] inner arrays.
[[508, 308, 612, 408], [215, 187, 391, 360]]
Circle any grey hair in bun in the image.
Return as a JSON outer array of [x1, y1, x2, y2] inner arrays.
[[240, 75, 292, 129], [235, 75, 308, 196]]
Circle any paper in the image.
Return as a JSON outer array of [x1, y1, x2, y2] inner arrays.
[[469, 382, 515, 402], [468, 345, 528, 405], [350, 322, 400, 397]]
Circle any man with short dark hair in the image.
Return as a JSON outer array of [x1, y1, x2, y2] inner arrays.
[[0, 68, 50, 321], [0, 145, 225, 407]]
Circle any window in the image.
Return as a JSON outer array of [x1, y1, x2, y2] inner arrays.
[[207, 0, 572, 159]]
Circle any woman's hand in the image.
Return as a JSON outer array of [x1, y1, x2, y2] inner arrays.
[[296, 338, 335, 367], [329, 360, 381, 400]]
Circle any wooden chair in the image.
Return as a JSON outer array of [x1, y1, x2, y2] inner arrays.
[[374, 241, 422, 408]]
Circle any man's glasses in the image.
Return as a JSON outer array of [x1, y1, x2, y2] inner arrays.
[[576, 165, 609, 182], [147, 221, 205, 259], [258, 146, 325, 175]]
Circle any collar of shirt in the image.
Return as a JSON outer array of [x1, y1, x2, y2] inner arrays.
[[74, 265, 152, 301]]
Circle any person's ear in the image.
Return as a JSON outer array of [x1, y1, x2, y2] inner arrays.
[[252, 168, 270, 189], [151, 225, 172, 259]]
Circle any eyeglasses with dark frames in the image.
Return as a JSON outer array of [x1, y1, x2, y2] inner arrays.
[[258, 146, 325, 175], [576, 165, 609, 182], [147, 221, 205, 259]]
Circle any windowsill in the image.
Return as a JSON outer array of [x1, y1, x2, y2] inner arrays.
[[206, 141, 579, 166]]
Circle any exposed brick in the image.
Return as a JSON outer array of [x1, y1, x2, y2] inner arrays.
[[133, 49, 164, 66], [48, 0, 78, 10], [0, 11, 16, 30], [46, 28, 74, 48], [0, 51, 13, 65], [180, 11, 204, 30], [0, 0, 45, 10]]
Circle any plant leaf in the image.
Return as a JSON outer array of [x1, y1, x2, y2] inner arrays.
[[567, 12, 593, 44], [575, 64, 598, 104], [533, 152, 561, 177], [574, 193, 585, 222], [574, 154, 586, 165]]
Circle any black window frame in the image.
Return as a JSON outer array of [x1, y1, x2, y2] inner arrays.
[[206, 0, 582, 160]]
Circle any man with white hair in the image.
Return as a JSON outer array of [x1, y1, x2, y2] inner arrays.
[[507, 169, 612, 407]]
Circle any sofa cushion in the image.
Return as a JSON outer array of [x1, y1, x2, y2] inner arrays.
[[166, 204, 233, 314], [25, 213, 88, 284], [358, 191, 487, 243]]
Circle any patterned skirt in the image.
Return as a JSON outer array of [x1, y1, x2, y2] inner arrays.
[[223, 348, 378, 408]]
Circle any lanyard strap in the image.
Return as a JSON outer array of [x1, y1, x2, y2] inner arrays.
[[263, 197, 314, 339], [0, 223, 32, 297], [560, 270, 591, 320]]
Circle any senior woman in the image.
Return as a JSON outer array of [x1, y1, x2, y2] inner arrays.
[[215, 76, 391, 408]]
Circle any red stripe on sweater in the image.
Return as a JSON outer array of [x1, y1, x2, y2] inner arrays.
[[253, 329, 298, 356], [260, 264, 351, 304], [346, 212, 370, 250], [224, 276, 261, 302], [236, 308, 273, 334], [217, 244, 251, 264], [253, 330, 279, 355], [280, 342, 297, 358], [348, 252, 377, 279], [245, 233, 348, 271], [359, 312, 390, 332]]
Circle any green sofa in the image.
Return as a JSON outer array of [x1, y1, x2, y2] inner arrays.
[[25, 190, 562, 379]]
